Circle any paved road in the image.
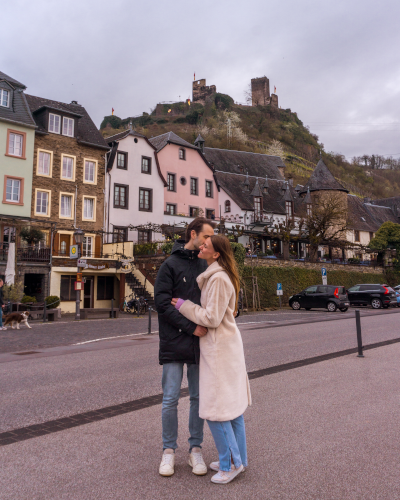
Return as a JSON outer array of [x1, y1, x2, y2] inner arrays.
[[1, 308, 400, 433]]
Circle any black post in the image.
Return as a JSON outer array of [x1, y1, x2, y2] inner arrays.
[[43, 300, 47, 323], [111, 298, 114, 318], [355, 309, 364, 357], [148, 306, 152, 335]]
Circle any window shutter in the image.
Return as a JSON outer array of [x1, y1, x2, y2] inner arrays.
[[95, 235, 101, 258], [53, 233, 59, 255]]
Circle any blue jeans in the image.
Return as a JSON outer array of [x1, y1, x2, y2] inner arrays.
[[207, 415, 248, 471], [162, 362, 204, 452]]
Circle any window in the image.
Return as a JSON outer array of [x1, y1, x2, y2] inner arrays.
[[0, 89, 9, 107], [286, 201, 293, 218], [138, 230, 151, 243], [113, 227, 128, 243], [307, 204, 312, 217], [35, 190, 49, 216], [189, 207, 199, 217], [206, 209, 215, 220], [61, 155, 74, 180], [190, 177, 198, 195], [114, 184, 128, 209], [139, 188, 152, 212], [254, 197, 262, 216], [62, 117, 74, 137], [225, 200, 231, 213], [49, 113, 61, 134], [38, 150, 52, 176], [179, 148, 186, 160], [5, 178, 21, 203], [166, 204, 176, 215], [60, 275, 75, 301], [117, 152, 127, 169], [354, 230, 360, 242], [141, 156, 151, 174], [369, 232, 374, 241], [83, 236, 93, 257], [205, 180, 213, 198], [167, 173, 176, 191], [84, 160, 96, 183], [83, 197, 95, 220], [180, 177, 187, 186], [60, 240, 67, 255], [305, 286, 318, 294], [60, 194, 73, 218], [8, 132, 24, 157], [97, 276, 114, 300]]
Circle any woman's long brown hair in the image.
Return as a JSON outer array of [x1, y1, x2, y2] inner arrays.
[[209, 235, 240, 311]]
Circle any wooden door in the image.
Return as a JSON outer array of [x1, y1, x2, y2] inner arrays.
[[84, 277, 94, 308]]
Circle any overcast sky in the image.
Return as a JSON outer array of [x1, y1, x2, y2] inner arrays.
[[2, 0, 400, 160]]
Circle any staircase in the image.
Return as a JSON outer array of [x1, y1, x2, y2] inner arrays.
[[125, 272, 155, 307]]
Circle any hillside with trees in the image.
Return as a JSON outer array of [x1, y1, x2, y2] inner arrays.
[[100, 93, 400, 199]]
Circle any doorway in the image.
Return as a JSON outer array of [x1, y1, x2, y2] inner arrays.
[[83, 276, 94, 308]]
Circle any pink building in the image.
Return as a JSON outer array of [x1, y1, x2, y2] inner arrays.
[[149, 132, 219, 223]]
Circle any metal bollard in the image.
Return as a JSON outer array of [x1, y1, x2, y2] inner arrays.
[[43, 300, 47, 323], [355, 309, 364, 357], [148, 306, 152, 335], [111, 298, 114, 318]]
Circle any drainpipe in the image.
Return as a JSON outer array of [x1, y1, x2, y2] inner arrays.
[[74, 185, 78, 228], [107, 170, 111, 242], [48, 222, 56, 297], [103, 152, 107, 243]]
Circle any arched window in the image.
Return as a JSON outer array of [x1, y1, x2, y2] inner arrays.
[[179, 148, 186, 160], [60, 241, 67, 254], [225, 200, 231, 213]]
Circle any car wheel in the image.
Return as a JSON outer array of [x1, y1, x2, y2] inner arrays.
[[291, 301, 301, 310], [371, 298, 382, 309], [327, 301, 337, 312], [305, 307, 311, 310], [339, 307, 348, 312]]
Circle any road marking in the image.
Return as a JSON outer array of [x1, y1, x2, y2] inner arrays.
[[73, 332, 159, 345]]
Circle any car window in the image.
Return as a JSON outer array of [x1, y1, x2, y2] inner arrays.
[[348, 285, 360, 292], [337, 287, 345, 294], [386, 287, 395, 292], [305, 286, 318, 294], [317, 286, 329, 293]]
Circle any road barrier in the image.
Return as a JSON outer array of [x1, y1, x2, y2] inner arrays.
[[355, 309, 364, 357]]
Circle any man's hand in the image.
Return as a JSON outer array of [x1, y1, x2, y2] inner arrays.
[[193, 325, 208, 337]]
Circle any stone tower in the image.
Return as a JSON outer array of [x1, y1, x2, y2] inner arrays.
[[192, 78, 216, 105], [251, 76, 270, 106]]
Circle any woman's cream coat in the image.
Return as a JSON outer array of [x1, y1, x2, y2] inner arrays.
[[179, 261, 251, 421]]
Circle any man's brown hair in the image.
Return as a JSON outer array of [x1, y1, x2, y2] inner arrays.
[[185, 217, 216, 243]]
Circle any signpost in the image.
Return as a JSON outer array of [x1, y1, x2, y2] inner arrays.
[[77, 259, 87, 268], [277, 283, 283, 308], [322, 267, 327, 285], [70, 245, 79, 259]]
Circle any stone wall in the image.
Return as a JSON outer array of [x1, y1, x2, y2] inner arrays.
[[192, 79, 216, 105], [251, 77, 270, 106]]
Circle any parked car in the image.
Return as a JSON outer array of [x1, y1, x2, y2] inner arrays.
[[393, 285, 400, 291], [289, 285, 349, 312], [347, 284, 397, 309]]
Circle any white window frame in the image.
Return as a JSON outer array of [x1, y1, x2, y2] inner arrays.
[[49, 113, 61, 134], [59, 192, 74, 219], [5, 178, 21, 203], [34, 189, 51, 217], [60, 154, 76, 181], [8, 132, 24, 157], [82, 235, 94, 258], [83, 158, 98, 184], [36, 149, 53, 177], [82, 196, 96, 221], [0, 89, 9, 107], [62, 117, 74, 137]]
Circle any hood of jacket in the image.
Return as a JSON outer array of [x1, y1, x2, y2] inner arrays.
[[171, 240, 200, 260], [196, 261, 225, 290]]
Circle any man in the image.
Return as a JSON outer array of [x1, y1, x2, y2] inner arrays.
[[155, 217, 215, 476], [0, 279, 6, 331]]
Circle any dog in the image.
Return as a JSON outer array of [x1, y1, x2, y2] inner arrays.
[[3, 311, 32, 330]]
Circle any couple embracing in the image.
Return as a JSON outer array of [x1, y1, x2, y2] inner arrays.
[[155, 217, 251, 485]]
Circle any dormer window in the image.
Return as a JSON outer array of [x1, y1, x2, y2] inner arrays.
[[286, 201, 293, 218], [254, 197, 262, 218], [0, 89, 9, 107], [49, 113, 61, 134], [179, 148, 186, 160], [307, 204, 312, 217], [62, 117, 74, 137]]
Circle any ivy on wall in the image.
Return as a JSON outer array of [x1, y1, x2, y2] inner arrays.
[[242, 266, 386, 308]]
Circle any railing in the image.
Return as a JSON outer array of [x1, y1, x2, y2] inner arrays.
[[248, 214, 274, 224], [246, 253, 383, 268], [0, 242, 50, 263]]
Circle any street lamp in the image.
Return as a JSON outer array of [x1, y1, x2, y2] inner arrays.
[[73, 228, 85, 320]]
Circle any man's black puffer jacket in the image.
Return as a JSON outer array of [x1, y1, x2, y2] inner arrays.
[[155, 240, 207, 365]]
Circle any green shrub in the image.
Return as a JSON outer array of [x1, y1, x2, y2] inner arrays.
[[348, 258, 360, 264], [100, 115, 122, 129], [230, 242, 246, 276], [134, 242, 159, 255], [45, 296, 60, 309], [21, 295, 36, 304]]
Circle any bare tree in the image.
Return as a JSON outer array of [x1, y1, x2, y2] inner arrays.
[[244, 83, 252, 105], [265, 139, 286, 160], [264, 219, 301, 260]]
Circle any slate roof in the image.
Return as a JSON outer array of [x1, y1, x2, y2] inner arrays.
[[0, 72, 36, 127], [371, 196, 400, 213], [364, 203, 399, 227], [149, 131, 197, 152], [346, 195, 399, 232], [300, 159, 348, 194], [204, 147, 285, 180], [103, 129, 148, 144], [215, 172, 300, 215], [26, 94, 108, 149], [0, 71, 26, 89]]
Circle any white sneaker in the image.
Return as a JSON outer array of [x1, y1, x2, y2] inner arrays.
[[210, 461, 246, 473], [159, 449, 175, 476], [188, 447, 207, 475], [211, 464, 244, 484]]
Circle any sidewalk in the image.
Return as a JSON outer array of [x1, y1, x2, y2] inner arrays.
[[2, 343, 400, 499]]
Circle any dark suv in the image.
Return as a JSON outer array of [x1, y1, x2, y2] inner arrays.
[[289, 285, 349, 312], [347, 284, 397, 309]]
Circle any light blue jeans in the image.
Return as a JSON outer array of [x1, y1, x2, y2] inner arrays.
[[207, 415, 248, 471], [162, 362, 204, 452]]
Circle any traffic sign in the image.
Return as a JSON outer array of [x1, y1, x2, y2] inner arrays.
[[277, 283, 283, 296], [322, 267, 327, 285]]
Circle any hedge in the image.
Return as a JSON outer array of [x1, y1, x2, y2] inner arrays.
[[242, 266, 387, 308]]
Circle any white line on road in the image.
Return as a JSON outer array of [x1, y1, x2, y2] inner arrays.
[[73, 332, 159, 345]]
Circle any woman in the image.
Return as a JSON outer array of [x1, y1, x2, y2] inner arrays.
[[172, 235, 251, 485]]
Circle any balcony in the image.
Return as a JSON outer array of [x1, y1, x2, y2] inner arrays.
[[0, 242, 51, 263]]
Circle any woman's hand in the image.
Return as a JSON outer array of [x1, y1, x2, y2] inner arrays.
[[171, 298, 178, 306]]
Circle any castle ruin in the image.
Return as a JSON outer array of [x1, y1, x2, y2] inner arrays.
[[192, 78, 216, 105], [251, 76, 278, 108]]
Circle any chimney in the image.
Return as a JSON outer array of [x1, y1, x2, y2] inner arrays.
[[364, 197, 371, 204], [70, 100, 79, 105]]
